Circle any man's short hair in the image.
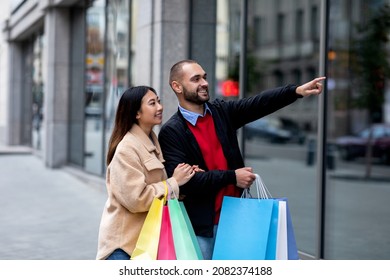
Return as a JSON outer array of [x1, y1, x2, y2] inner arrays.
[[169, 59, 198, 86]]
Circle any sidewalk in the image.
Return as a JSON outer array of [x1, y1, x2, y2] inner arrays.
[[0, 148, 107, 260]]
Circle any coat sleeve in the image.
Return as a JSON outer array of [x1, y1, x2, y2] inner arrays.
[[226, 84, 299, 129], [158, 122, 236, 197]]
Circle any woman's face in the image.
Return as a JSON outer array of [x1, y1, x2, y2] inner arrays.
[[136, 90, 163, 129]]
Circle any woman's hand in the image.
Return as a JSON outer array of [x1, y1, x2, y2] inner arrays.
[[172, 163, 196, 186], [191, 165, 204, 172]]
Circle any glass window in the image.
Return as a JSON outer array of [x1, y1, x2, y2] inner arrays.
[[217, 0, 390, 259], [295, 9, 303, 41], [310, 5, 319, 40], [31, 33, 45, 152], [104, 0, 131, 170], [277, 13, 285, 44], [84, 0, 106, 175], [325, 0, 390, 259], [83, 0, 131, 176], [216, 0, 241, 99], [244, 0, 322, 257]]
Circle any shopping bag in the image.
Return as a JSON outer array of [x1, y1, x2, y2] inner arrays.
[[265, 200, 279, 260], [276, 200, 288, 259], [131, 183, 168, 260], [213, 174, 299, 260], [168, 197, 203, 260], [179, 202, 203, 259], [277, 198, 299, 260], [157, 205, 176, 260], [212, 194, 275, 260], [255, 174, 299, 260]]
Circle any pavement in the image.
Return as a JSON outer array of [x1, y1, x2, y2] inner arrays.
[[0, 146, 107, 260]]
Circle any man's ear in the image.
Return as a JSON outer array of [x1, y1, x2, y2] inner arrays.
[[171, 81, 182, 94]]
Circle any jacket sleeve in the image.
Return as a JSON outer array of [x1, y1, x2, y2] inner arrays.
[[226, 84, 299, 129], [158, 122, 236, 197]]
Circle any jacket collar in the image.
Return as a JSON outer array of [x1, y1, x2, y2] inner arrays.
[[129, 124, 162, 158]]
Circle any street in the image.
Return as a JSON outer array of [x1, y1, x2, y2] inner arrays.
[[0, 153, 107, 260]]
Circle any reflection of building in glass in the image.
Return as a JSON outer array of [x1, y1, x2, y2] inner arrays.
[[215, 0, 241, 97], [243, 0, 322, 132], [85, 2, 105, 112]]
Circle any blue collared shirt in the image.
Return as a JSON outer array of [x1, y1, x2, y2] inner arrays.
[[179, 103, 212, 126]]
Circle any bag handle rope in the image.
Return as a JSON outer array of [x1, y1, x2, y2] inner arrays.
[[241, 174, 273, 200]]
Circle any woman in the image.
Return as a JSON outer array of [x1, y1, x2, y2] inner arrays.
[[96, 86, 196, 260]]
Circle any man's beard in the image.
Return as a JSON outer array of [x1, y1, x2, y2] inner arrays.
[[182, 86, 210, 105]]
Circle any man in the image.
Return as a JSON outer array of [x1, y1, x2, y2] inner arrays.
[[158, 59, 325, 259]]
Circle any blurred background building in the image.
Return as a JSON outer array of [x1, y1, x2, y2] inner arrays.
[[1, 0, 389, 259]]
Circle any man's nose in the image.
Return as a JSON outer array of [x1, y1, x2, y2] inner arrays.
[[200, 78, 208, 86]]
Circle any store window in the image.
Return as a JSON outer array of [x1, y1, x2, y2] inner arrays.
[[83, 0, 131, 175], [324, 0, 390, 259], [84, 0, 106, 175], [104, 0, 132, 169], [229, 0, 390, 259], [215, 0, 241, 99], [31, 33, 45, 152], [242, 0, 322, 257]]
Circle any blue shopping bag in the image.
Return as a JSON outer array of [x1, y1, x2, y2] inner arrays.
[[265, 200, 280, 260], [213, 174, 299, 260], [212, 195, 275, 260], [255, 174, 299, 259]]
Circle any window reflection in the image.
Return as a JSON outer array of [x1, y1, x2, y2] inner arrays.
[[104, 0, 131, 167], [237, 0, 390, 259], [242, 0, 322, 257], [325, 0, 390, 259], [216, 0, 241, 99], [84, 0, 131, 176], [84, 0, 105, 175], [31, 33, 45, 152]]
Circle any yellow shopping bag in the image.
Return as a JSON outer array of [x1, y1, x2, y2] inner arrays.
[[131, 183, 168, 260]]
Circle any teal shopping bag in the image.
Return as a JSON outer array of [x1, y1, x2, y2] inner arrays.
[[168, 198, 203, 260], [212, 196, 275, 260]]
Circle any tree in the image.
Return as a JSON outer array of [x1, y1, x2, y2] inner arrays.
[[352, 4, 390, 123], [351, 4, 390, 178]]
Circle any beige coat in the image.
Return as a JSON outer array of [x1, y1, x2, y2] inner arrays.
[[96, 124, 179, 260]]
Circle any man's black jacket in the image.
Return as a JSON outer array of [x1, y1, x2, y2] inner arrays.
[[158, 84, 300, 237]]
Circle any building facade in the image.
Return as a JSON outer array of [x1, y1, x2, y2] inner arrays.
[[1, 0, 390, 259]]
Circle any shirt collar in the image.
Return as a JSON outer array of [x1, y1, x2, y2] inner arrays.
[[179, 103, 212, 126]]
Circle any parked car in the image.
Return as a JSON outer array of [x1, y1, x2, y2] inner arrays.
[[244, 117, 306, 144], [278, 117, 306, 144], [335, 123, 390, 164]]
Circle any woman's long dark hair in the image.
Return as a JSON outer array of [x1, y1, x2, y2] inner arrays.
[[106, 86, 157, 165]]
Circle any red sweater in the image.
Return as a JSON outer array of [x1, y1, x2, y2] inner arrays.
[[187, 112, 240, 223]]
